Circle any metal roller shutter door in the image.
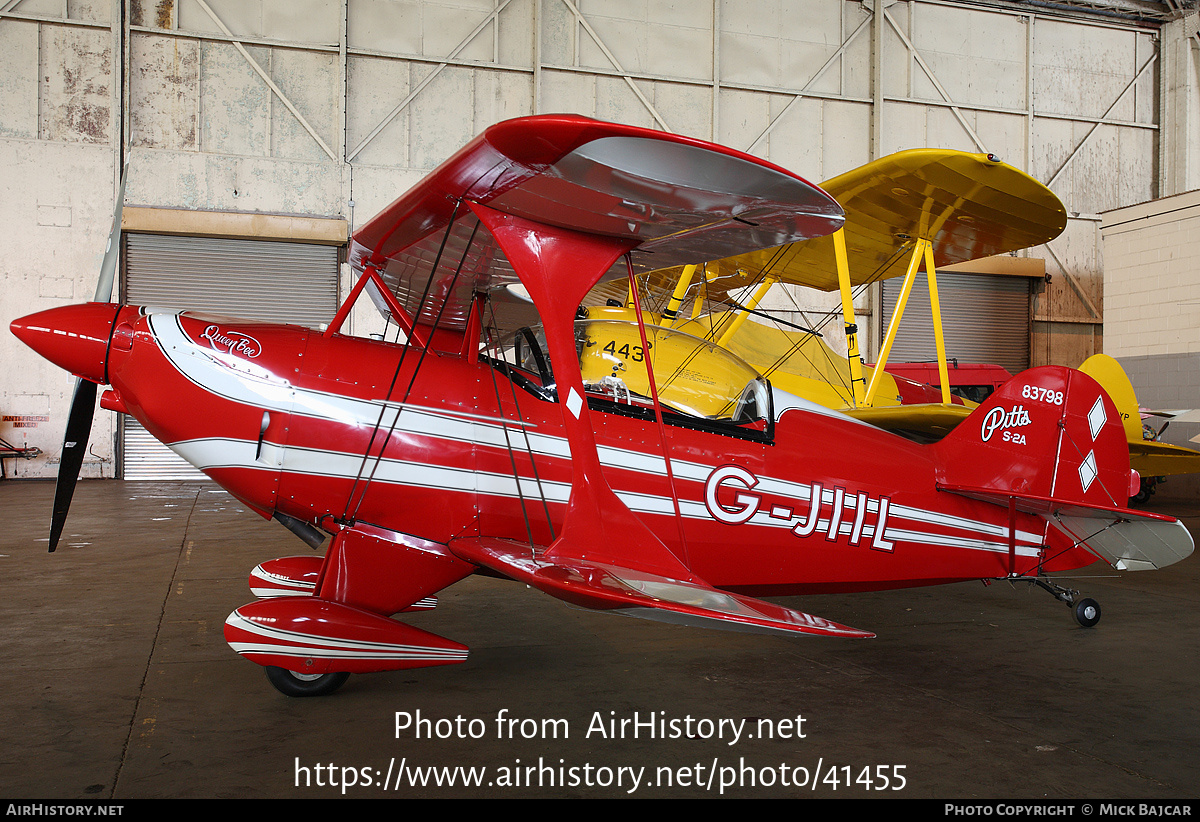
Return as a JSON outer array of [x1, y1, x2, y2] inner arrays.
[[880, 272, 1031, 375], [121, 234, 339, 480]]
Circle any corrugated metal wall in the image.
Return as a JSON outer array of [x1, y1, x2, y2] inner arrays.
[[120, 233, 339, 479], [124, 234, 339, 324], [881, 272, 1032, 374]]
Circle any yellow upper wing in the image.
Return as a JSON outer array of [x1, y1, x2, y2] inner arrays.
[[617, 149, 1067, 303], [580, 150, 1065, 441]]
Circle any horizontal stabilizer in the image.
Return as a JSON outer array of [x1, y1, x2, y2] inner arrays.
[[451, 537, 873, 639], [1051, 514, 1193, 571], [938, 483, 1194, 571]]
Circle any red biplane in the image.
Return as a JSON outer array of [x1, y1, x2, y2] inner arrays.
[[11, 116, 1193, 697]]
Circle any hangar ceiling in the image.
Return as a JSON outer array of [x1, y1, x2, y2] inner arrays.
[[988, 0, 1189, 23]]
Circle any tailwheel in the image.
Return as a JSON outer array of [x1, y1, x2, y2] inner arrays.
[[1073, 598, 1101, 628], [265, 666, 350, 697], [1032, 577, 1101, 629]]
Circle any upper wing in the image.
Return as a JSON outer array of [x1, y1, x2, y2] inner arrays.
[[622, 148, 1067, 304], [348, 115, 844, 332]]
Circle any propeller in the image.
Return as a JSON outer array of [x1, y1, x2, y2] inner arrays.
[[48, 157, 128, 552]]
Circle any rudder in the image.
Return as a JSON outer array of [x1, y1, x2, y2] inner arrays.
[[934, 365, 1136, 507], [1078, 354, 1143, 442]]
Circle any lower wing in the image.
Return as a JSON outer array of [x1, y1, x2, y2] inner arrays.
[[451, 536, 874, 639]]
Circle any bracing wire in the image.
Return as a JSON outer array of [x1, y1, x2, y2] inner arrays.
[[341, 203, 475, 523]]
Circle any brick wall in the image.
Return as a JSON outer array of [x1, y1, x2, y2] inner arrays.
[[1102, 191, 1200, 498]]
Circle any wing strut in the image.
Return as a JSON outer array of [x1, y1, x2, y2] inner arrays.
[[468, 202, 694, 579], [323, 263, 426, 348], [714, 276, 776, 347], [832, 228, 868, 408], [863, 237, 952, 407], [660, 264, 698, 328], [624, 253, 691, 565]]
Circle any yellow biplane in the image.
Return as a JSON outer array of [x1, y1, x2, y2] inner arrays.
[[1078, 354, 1200, 501], [577, 148, 1067, 440]]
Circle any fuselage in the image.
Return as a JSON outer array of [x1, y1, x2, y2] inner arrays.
[[78, 305, 1094, 595]]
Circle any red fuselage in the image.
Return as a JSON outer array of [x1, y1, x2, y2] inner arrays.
[[35, 303, 1091, 596]]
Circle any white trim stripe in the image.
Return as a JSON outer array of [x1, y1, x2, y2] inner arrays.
[[225, 612, 468, 662], [149, 313, 1045, 557]]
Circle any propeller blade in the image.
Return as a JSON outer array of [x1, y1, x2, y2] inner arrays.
[[47, 157, 127, 551], [50, 157, 128, 549], [49, 378, 98, 552], [95, 156, 129, 303]]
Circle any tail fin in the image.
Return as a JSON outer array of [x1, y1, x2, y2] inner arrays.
[[933, 365, 1193, 571], [935, 365, 1134, 508], [1078, 354, 1143, 442]]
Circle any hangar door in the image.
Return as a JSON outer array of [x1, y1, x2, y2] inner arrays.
[[121, 233, 340, 480], [880, 271, 1031, 376]]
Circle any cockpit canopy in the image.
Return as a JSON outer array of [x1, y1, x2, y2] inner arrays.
[[493, 319, 772, 432]]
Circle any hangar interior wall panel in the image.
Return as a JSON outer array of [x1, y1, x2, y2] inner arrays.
[[120, 233, 340, 480], [1, 0, 1192, 481], [880, 272, 1032, 375], [1099, 188, 1200, 477]]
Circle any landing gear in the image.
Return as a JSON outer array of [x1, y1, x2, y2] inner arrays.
[[1073, 598, 1101, 628], [265, 666, 350, 697], [1032, 577, 1102, 628], [1132, 476, 1161, 505]]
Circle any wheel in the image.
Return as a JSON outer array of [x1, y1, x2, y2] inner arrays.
[[265, 666, 350, 697], [1132, 477, 1155, 504], [1074, 598, 1101, 628]]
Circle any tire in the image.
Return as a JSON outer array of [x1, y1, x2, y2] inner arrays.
[[1074, 598, 1101, 628], [265, 666, 350, 697], [1132, 477, 1160, 505]]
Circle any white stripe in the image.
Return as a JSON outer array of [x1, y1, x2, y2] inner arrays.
[[151, 313, 1044, 554], [229, 642, 468, 662], [226, 612, 467, 660]]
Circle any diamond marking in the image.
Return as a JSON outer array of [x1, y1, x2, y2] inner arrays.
[[1087, 396, 1107, 441], [1079, 451, 1098, 492], [566, 388, 583, 419]]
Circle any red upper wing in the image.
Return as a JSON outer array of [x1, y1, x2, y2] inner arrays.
[[348, 115, 844, 331]]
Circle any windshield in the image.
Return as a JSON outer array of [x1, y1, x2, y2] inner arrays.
[[492, 319, 770, 425]]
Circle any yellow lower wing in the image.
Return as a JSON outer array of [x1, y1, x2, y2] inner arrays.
[[1128, 441, 1200, 477], [841, 404, 973, 439]]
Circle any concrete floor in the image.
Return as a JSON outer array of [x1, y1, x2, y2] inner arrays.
[[0, 478, 1198, 799]]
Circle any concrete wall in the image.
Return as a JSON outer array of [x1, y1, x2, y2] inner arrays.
[[1101, 188, 1200, 497], [1103, 189, 1200, 359], [0, 0, 1182, 480]]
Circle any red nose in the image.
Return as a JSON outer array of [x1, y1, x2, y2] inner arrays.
[[10, 303, 123, 384]]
